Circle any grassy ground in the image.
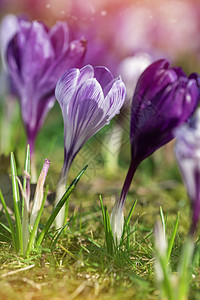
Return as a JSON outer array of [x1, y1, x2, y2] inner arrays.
[[0, 101, 200, 299]]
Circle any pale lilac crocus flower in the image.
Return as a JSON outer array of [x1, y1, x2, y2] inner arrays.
[[117, 52, 153, 103], [174, 108, 200, 235]]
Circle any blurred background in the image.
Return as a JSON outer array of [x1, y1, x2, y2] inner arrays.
[[1, 0, 200, 72], [0, 0, 200, 230]]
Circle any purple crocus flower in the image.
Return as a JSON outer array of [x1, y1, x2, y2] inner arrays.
[[174, 108, 200, 235], [111, 59, 200, 244], [6, 19, 86, 157], [55, 65, 126, 228]]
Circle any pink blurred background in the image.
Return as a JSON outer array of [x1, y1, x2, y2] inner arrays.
[[1, 0, 200, 75]]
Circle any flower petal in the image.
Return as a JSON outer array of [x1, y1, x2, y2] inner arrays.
[[94, 66, 114, 96], [55, 68, 80, 109], [49, 21, 69, 57], [39, 39, 86, 97], [21, 21, 54, 81], [77, 64, 94, 86], [64, 78, 104, 156]]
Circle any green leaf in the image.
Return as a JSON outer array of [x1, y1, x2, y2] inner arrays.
[[22, 144, 31, 215], [50, 217, 72, 251], [10, 152, 23, 254], [0, 221, 12, 233], [99, 196, 114, 256], [167, 212, 179, 263], [126, 200, 137, 226], [36, 165, 87, 247], [160, 206, 166, 237], [177, 237, 194, 300], [26, 185, 48, 256], [22, 145, 31, 253], [121, 200, 137, 244], [105, 206, 114, 256], [0, 189, 17, 250]]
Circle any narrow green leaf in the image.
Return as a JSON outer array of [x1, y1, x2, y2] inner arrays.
[[177, 237, 194, 300], [99, 195, 106, 225], [100, 195, 114, 254], [22, 145, 30, 213], [100, 196, 113, 253], [0, 221, 11, 233], [36, 165, 87, 247], [26, 185, 48, 256], [160, 206, 166, 237], [22, 145, 31, 253], [105, 207, 113, 256], [0, 232, 12, 241], [167, 212, 179, 263], [50, 221, 70, 251], [158, 253, 174, 300], [121, 200, 137, 243], [126, 200, 137, 226], [10, 152, 23, 254], [0, 189, 17, 250]]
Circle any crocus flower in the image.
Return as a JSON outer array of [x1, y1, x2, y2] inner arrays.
[[111, 59, 200, 244], [174, 108, 200, 235], [117, 52, 153, 102], [55, 64, 126, 228], [6, 19, 86, 158]]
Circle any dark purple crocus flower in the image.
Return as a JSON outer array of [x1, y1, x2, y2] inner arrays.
[[174, 108, 200, 235], [54, 65, 126, 228], [6, 19, 86, 157], [111, 59, 200, 244]]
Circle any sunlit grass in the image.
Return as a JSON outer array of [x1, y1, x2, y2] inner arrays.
[[0, 101, 200, 299]]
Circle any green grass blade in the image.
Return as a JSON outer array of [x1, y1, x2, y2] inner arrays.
[[50, 218, 72, 250], [36, 165, 87, 247], [99, 195, 106, 226], [26, 185, 48, 256], [158, 253, 174, 300], [0, 232, 12, 241], [121, 200, 137, 243], [126, 200, 137, 226], [105, 207, 114, 256], [177, 237, 194, 300], [10, 152, 23, 254], [22, 145, 31, 253], [160, 206, 166, 237], [0, 189, 17, 250], [99, 196, 114, 255], [0, 221, 12, 233], [22, 144, 31, 215], [167, 212, 179, 263]]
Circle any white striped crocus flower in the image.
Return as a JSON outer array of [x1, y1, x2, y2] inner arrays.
[[54, 65, 126, 228]]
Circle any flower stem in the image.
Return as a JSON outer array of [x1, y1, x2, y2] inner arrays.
[[120, 160, 138, 208], [54, 173, 68, 229], [30, 153, 37, 183]]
